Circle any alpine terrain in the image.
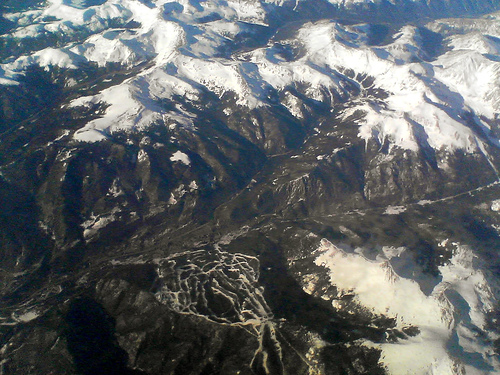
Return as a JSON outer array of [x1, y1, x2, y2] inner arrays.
[[1, 0, 500, 374]]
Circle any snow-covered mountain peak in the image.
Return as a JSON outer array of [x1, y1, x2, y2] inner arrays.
[[290, 20, 499, 152], [2, 1, 500, 150]]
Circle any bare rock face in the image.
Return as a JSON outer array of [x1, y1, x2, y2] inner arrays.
[[1, 0, 500, 374]]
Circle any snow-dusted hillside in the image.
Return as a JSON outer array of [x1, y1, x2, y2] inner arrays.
[[311, 239, 499, 374]]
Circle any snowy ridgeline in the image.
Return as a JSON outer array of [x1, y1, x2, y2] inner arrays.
[[310, 239, 499, 375], [0, 0, 499, 153]]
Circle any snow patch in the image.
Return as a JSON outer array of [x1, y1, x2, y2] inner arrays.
[[314, 239, 499, 374], [491, 199, 500, 211], [384, 205, 407, 215], [315, 239, 449, 329], [81, 209, 120, 239], [381, 246, 406, 260], [170, 150, 191, 165], [14, 311, 40, 323]]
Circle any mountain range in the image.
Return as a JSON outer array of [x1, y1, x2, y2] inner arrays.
[[1, 0, 500, 374]]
